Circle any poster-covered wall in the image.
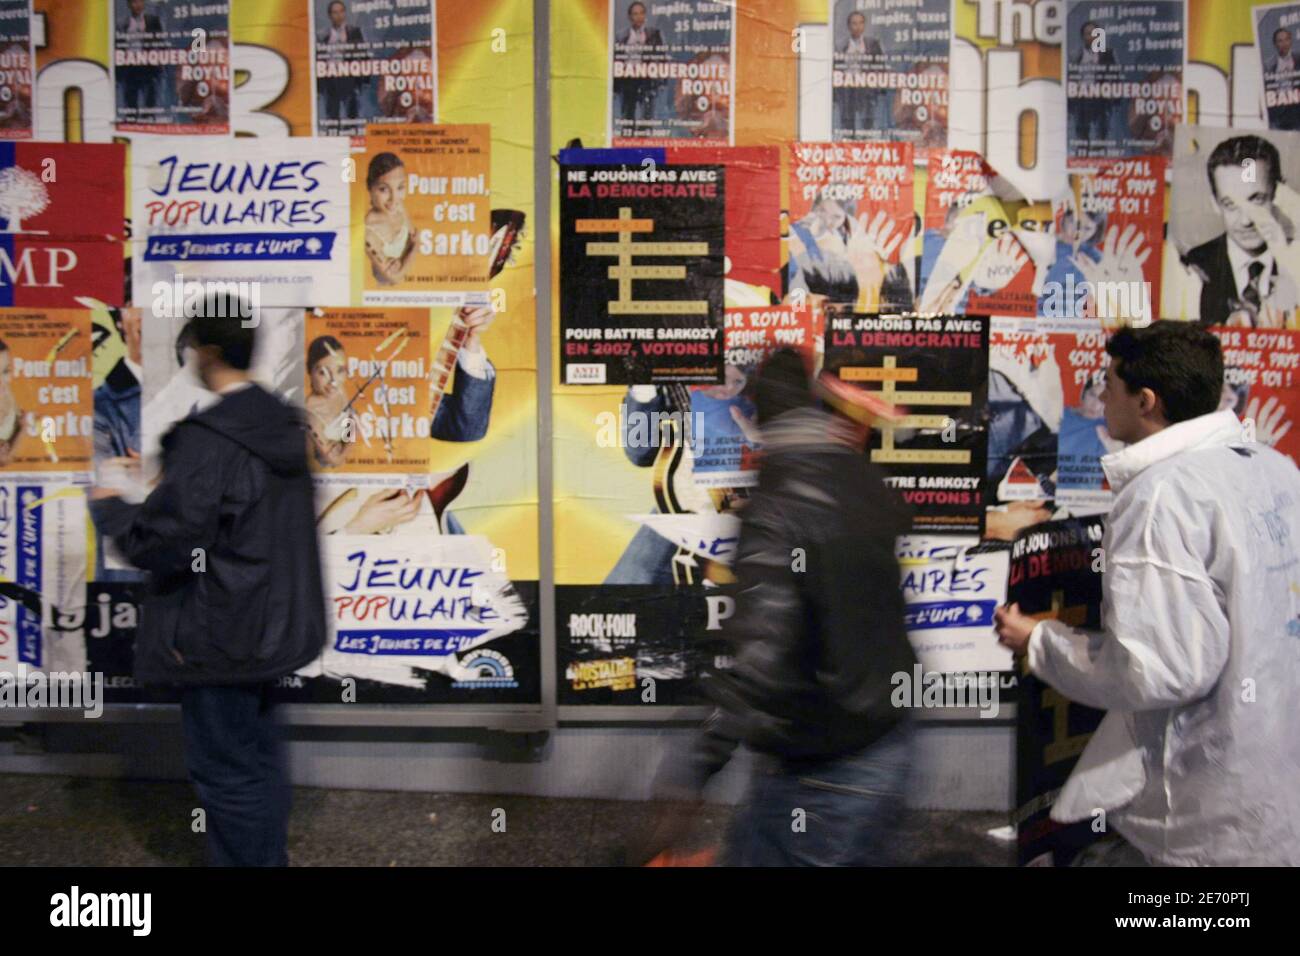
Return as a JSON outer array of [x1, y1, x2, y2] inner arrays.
[[0, 0, 540, 708], [548, 0, 1300, 747]]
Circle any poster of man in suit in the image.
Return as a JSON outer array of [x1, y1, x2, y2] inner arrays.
[[0, 1, 34, 140], [1064, 0, 1184, 165], [110, 0, 230, 134], [1254, 4, 1300, 132], [1167, 126, 1300, 328], [311, 0, 437, 139], [609, 0, 734, 146], [829, 0, 949, 150]]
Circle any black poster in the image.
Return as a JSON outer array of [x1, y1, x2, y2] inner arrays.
[[1008, 515, 1107, 867], [556, 584, 733, 707], [560, 161, 725, 386], [824, 312, 990, 534]]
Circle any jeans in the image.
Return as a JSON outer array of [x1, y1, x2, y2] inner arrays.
[[180, 683, 291, 867], [723, 721, 915, 866]]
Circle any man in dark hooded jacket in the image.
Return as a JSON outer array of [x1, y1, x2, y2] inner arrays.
[[90, 297, 326, 867], [638, 349, 918, 866]]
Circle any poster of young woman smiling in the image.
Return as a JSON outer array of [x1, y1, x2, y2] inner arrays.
[[352, 123, 490, 306]]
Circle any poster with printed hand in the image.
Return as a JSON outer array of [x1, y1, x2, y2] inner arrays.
[[1039, 158, 1164, 325], [1212, 326, 1300, 465], [788, 141, 915, 313], [685, 305, 814, 490], [918, 149, 1041, 319], [987, 319, 1119, 524]]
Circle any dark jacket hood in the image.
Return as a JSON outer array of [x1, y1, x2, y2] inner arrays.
[[178, 383, 310, 476]]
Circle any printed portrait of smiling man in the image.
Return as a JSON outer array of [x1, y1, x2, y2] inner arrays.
[[1185, 134, 1299, 327]]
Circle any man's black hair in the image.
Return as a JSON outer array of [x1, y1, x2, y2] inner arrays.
[[190, 294, 256, 371], [1276, 26, 1291, 44], [1105, 321, 1224, 425], [1206, 135, 1281, 199], [328, 1, 346, 13], [848, 10, 865, 23], [754, 347, 813, 425], [175, 320, 197, 368], [628, 1, 645, 14]]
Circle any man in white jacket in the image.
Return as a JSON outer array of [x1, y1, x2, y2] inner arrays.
[[995, 321, 1300, 866]]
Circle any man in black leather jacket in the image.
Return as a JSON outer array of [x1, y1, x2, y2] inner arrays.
[[643, 349, 918, 865], [91, 297, 327, 867]]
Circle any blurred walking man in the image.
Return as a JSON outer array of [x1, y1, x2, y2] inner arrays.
[[996, 321, 1300, 865], [90, 298, 327, 867], [639, 349, 917, 866]]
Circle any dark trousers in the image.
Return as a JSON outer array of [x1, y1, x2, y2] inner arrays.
[[616, 79, 656, 122], [323, 80, 360, 121], [121, 67, 158, 110], [180, 683, 290, 867], [723, 721, 914, 866]]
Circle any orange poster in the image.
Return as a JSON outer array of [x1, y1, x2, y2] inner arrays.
[[304, 307, 433, 474], [0, 309, 92, 474], [353, 123, 492, 305]]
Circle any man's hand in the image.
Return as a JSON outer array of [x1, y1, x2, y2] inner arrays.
[[459, 304, 496, 354], [92, 451, 142, 501], [994, 602, 1037, 655], [1243, 199, 1300, 293]]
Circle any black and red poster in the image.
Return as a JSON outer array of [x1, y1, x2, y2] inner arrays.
[[824, 312, 989, 535], [1009, 515, 1107, 867], [560, 157, 725, 386]]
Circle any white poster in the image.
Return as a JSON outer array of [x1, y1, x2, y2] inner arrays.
[[131, 138, 351, 307], [896, 535, 1012, 675]]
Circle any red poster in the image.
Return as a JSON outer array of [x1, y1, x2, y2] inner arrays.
[[0, 143, 126, 307], [666, 145, 780, 297], [788, 140, 915, 312]]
